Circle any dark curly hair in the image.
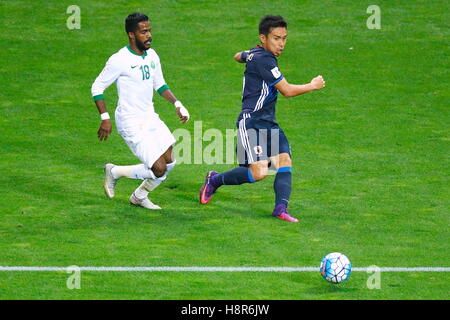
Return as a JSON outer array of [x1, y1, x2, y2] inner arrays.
[[125, 13, 149, 33], [259, 15, 287, 36]]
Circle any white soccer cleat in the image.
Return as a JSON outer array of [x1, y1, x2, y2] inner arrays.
[[129, 193, 161, 210], [104, 163, 118, 199]]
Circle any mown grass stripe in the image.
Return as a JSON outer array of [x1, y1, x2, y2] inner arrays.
[[1, 266, 449, 272]]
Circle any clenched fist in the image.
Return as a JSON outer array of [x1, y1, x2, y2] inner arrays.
[[310, 75, 326, 90]]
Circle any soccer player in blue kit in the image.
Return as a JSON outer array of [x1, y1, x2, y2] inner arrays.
[[200, 15, 325, 222]]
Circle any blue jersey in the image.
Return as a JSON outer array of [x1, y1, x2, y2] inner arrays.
[[237, 46, 284, 124]]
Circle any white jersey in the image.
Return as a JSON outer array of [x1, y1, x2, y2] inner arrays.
[[91, 46, 168, 126]]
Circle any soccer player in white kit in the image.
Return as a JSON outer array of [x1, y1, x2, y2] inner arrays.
[[91, 13, 190, 210]]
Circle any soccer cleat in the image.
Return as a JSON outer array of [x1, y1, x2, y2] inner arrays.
[[104, 163, 118, 199], [275, 212, 299, 223], [199, 171, 219, 204], [129, 192, 161, 210], [272, 204, 299, 223]]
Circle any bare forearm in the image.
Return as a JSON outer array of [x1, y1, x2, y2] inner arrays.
[[283, 83, 316, 97], [275, 76, 325, 98], [95, 99, 108, 114], [160, 89, 190, 123], [160, 89, 178, 104], [94, 98, 112, 141]]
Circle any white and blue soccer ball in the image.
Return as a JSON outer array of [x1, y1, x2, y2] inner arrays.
[[320, 252, 352, 283]]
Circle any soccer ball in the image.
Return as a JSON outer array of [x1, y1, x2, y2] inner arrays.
[[320, 252, 352, 283]]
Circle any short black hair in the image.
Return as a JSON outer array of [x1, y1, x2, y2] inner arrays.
[[258, 15, 287, 36], [125, 13, 149, 33]]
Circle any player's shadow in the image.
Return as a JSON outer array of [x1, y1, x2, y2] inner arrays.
[[307, 282, 358, 296], [161, 177, 276, 219]]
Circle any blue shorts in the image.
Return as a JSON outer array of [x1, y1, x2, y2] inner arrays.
[[236, 115, 291, 166]]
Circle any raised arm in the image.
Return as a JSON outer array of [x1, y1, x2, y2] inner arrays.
[[234, 50, 249, 63], [275, 75, 325, 98]]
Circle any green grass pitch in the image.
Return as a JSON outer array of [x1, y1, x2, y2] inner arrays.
[[0, 0, 448, 299]]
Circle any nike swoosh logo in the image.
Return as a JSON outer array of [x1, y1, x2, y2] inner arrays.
[[131, 65, 138, 68]]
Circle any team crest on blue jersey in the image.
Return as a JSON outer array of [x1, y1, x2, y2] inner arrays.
[[254, 145, 263, 156]]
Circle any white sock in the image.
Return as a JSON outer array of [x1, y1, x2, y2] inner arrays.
[[134, 160, 175, 199], [134, 175, 167, 199], [111, 164, 156, 180]]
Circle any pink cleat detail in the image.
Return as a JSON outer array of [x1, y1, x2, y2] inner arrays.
[[275, 212, 299, 223], [272, 204, 299, 223], [199, 171, 219, 204]]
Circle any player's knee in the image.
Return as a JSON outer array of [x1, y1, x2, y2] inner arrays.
[[151, 164, 167, 178], [252, 172, 267, 181], [250, 164, 269, 181], [278, 153, 292, 168]]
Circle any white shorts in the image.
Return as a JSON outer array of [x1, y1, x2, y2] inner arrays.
[[116, 115, 176, 169]]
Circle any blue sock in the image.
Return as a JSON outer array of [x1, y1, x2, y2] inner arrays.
[[274, 167, 292, 207], [211, 167, 255, 188]]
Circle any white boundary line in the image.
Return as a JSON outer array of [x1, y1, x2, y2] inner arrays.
[[0, 266, 449, 272]]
